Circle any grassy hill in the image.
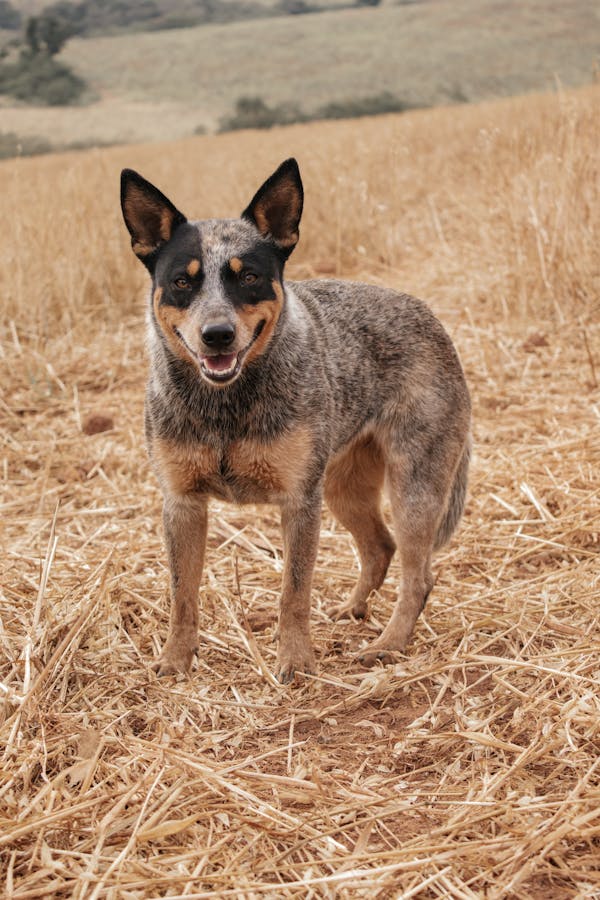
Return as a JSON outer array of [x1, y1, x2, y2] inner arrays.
[[1, 0, 600, 148]]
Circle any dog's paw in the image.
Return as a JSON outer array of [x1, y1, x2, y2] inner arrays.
[[152, 640, 196, 676], [358, 640, 405, 668], [276, 641, 316, 684], [327, 598, 368, 622]]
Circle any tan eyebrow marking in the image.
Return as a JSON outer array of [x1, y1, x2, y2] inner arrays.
[[229, 257, 243, 273], [186, 259, 201, 277]]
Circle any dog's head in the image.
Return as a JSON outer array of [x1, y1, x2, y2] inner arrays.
[[121, 159, 303, 387]]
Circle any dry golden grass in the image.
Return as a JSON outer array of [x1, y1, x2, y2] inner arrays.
[[1, 86, 599, 897]]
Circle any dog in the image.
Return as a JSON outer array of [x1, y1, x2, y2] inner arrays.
[[120, 158, 471, 682]]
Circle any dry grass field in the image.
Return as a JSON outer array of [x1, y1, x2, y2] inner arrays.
[[1, 84, 599, 897], [2, 0, 600, 146]]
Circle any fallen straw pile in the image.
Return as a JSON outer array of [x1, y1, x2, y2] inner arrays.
[[1, 85, 599, 897]]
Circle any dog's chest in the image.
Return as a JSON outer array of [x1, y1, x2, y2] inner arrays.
[[152, 427, 312, 504]]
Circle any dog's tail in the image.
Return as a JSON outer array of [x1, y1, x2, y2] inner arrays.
[[434, 438, 471, 552]]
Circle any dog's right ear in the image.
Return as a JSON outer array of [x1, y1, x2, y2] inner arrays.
[[120, 169, 187, 270]]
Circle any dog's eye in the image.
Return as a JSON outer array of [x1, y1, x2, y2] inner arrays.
[[241, 272, 258, 286], [173, 276, 191, 291]]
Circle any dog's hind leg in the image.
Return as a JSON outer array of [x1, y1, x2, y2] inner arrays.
[[359, 437, 464, 665], [324, 435, 396, 621]]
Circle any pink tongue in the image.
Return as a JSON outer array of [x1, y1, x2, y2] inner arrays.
[[204, 353, 236, 372]]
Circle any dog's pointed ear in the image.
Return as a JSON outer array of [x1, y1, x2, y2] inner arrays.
[[121, 169, 187, 269], [242, 158, 303, 257]]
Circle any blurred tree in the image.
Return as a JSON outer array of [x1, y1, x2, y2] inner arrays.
[[37, 14, 79, 54], [0, 1, 20, 29], [0, 10, 86, 105], [24, 17, 41, 55]]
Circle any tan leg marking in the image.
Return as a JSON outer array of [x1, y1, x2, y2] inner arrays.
[[154, 494, 208, 676], [149, 439, 217, 674], [229, 424, 317, 682], [324, 433, 395, 621], [276, 493, 321, 683]]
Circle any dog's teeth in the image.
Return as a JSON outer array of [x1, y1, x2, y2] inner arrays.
[[201, 358, 238, 381]]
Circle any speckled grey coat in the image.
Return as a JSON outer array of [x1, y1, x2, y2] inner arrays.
[[121, 158, 471, 682]]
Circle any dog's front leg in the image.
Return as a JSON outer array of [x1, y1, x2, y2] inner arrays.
[[277, 490, 322, 683], [154, 493, 208, 676]]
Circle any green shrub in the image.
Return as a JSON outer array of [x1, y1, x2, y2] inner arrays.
[[0, 10, 88, 106], [315, 92, 418, 119], [219, 92, 422, 133], [34, 0, 276, 37], [219, 96, 305, 132], [277, 0, 312, 14], [0, 51, 86, 105]]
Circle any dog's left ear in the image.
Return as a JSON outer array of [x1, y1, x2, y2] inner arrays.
[[242, 158, 303, 257], [121, 169, 187, 269]]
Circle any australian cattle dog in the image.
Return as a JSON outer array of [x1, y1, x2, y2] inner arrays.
[[120, 158, 471, 682]]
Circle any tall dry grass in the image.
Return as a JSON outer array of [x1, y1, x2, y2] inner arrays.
[[0, 85, 598, 348], [1, 87, 599, 898]]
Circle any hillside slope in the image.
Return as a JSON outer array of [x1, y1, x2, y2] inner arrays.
[[1, 0, 599, 146]]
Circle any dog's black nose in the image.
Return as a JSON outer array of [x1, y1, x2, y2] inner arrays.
[[201, 322, 235, 348]]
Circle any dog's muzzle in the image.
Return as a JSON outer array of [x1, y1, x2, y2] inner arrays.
[[174, 320, 266, 386]]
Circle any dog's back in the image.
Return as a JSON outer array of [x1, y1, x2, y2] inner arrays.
[[290, 278, 469, 443]]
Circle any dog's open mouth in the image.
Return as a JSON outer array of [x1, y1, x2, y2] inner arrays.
[[200, 351, 241, 383], [174, 321, 265, 385]]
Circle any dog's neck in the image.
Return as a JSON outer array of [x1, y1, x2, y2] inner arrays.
[[147, 283, 312, 445]]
